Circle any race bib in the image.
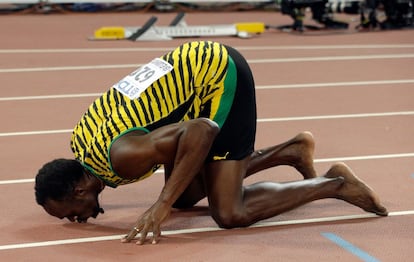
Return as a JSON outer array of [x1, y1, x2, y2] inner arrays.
[[112, 58, 173, 99]]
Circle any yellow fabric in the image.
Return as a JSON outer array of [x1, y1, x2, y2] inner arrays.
[[71, 41, 234, 187]]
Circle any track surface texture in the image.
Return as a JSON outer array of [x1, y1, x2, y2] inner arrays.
[[0, 10, 413, 262]]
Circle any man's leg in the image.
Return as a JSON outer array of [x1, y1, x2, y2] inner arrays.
[[203, 160, 387, 228], [171, 131, 317, 208], [247, 131, 317, 179]]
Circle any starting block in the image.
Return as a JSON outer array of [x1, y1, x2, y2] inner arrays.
[[90, 13, 266, 41]]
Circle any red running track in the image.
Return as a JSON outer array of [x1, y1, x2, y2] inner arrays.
[[0, 10, 413, 262]]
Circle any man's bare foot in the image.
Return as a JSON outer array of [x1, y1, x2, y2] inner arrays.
[[325, 162, 388, 216], [283, 131, 317, 179]]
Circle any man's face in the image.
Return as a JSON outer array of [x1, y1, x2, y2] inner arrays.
[[43, 191, 104, 223]]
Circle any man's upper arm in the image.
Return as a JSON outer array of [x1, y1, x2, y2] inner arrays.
[[109, 133, 157, 180]]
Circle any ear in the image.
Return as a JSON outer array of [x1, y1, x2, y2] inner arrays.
[[73, 174, 90, 197], [74, 185, 86, 197]]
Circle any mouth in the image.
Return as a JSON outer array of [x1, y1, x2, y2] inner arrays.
[[76, 217, 88, 223], [92, 207, 105, 218], [91, 198, 105, 219], [75, 199, 105, 223], [76, 207, 104, 223]]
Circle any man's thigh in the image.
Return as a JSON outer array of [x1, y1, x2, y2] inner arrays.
[[203, 158, 250, 215]]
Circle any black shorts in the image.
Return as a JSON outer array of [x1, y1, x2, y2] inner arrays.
[[207, 45, 257, 162]]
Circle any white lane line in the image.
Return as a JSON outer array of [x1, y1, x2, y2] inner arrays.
[[1, 44, 413, 53], [1, 53, 413, 73], [255, 79, 414, 90], [0, 169, 158, 185], [0, 48, 169, 53], [1, 79, 413, 102], [0, 93, 101, 101], [257, 111, 414, 122], [313, 153, 414, 163], [0, 179, 35, 185], [0, 64, 142, 73], [1, 111, 413, 137], [0, 129, 73, 137], [0, 210, 412, 250], [2, 152, 413, 185], [249, 53, 414, 63]]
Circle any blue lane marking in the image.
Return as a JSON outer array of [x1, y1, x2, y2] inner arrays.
[[321, 232, 380, 262], [411, 173, 414, 179]]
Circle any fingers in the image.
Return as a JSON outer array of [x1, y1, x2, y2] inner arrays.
[[136, 224, 149, 245], [136, 223, 161, 245], [121, 226, 140, 243], [152, 226, 162, 244], [121, 204, 168, 245], [121, 224, 162, 245]]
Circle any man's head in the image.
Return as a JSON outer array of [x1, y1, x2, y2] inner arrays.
[[35, 159, 105, 223]]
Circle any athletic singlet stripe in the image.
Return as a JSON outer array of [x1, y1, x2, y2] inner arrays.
[[99, 96, 107, 120], [101, 124, 111, 154], [212, 56, 237, 127], [83, 116, 94, 139], [140, 92, 152, 122], [216, 46, 225, 80], [166, 71, 178, 106], [173, 62, 183, 105], [216, 52, 226, 82], [151, 86, 163, 119], [79, 119, 89, 142], [200, 47, 211, 86], [91, 103, 100, 122], [74, 134, 84, 153], [184, 45, 193, 95], [114, 98, 129, 130], [157, 81, 170, 114], [81, 122, 91, 146], [205, 42, 216, 83], [137, 98, 149, 123], [129, 100, 143, 126], [121, 93, 138, 127], [92, 140, 107, 168]]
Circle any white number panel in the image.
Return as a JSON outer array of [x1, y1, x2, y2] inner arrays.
[[112, 58, 173, 99]]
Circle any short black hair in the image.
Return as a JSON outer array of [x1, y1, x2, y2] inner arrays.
[[35, 159, 84, 206]]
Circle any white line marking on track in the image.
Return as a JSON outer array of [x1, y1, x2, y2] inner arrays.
[[257, 111, 414, 122], [0, 179, 35, 185], [2, 152, 413, 185], [1, 79, 413, 102], [0, 64, 142, 73], [0, 210, 412, 250], [0, 93, 101, 101], [0, 169, 162, 185], [1, 111, 413, 137], [0, 129, 73, 137], [313, 153, 414, 163], [255, 79, 414, 90], [248, 53, 414, 63], [1, 54, 413, 73], [0, 44, 413, 54]]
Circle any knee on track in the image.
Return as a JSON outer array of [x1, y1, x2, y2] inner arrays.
[[211, 209, 250, 229]]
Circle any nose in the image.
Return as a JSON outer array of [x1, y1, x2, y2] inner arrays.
[[76, 217, 89, 223], [67, 216, 76, 222]]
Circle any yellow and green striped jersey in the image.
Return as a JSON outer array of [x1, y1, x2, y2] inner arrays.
[[70, 41, 237, 187]]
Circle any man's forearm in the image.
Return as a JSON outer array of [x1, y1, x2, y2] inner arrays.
[[157, 119, 219, 206]]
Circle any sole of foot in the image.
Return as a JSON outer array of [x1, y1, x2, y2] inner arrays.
[[325, 162, 388, 216]]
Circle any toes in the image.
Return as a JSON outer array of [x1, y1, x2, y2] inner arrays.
[[325, 162, 388, 217]]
